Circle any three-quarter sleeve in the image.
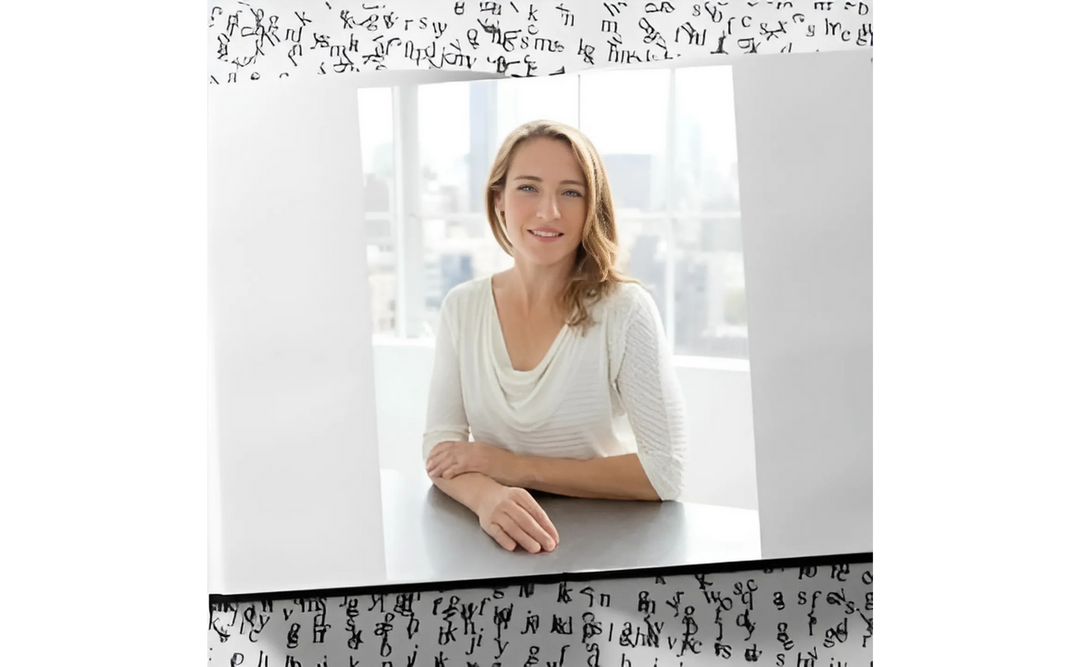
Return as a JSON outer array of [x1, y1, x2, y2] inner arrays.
[[611, 287, 689, 500], [422, 292, 470, 463]]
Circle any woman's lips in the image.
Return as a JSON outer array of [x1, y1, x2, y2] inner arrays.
[[528, 228, 564, 242]]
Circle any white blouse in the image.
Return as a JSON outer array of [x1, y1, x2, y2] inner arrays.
[[422, 275, 688, 500]]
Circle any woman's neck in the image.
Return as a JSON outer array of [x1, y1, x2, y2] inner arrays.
[[505, 257, 575, 316]]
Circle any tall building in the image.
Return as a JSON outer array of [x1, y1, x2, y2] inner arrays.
[[674, 260, 708, 354], [368, 273, 397, 335], [626, 233, 667, 330], [440, 253, 474, 299]]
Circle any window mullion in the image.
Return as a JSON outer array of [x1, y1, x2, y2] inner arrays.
[[393, 84, 424, 338], [663, 69, 677, 355]]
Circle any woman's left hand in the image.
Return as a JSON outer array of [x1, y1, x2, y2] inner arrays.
[[426, 440, 520, 483]]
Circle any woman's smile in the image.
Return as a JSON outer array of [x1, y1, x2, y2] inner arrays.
[[528, 227, 565, 242]]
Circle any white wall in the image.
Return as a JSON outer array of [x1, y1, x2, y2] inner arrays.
[[675, 360, 759, 510], [208, 79, 385, 594], [204, 76, 212, 595], [733, 50, 873, 558], [373, 341, 759, 510]]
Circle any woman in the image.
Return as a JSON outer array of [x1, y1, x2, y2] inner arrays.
[[422, 120, 688, 555]]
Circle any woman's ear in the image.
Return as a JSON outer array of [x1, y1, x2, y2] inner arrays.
[[493, 188, 504, 214]]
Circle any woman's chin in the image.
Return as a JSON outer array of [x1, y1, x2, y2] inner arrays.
[[516, 249, 576, 269]]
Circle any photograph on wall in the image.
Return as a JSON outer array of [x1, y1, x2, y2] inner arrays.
[[360, 64, 762, 586]]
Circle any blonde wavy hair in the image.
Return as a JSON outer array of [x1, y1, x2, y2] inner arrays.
[[486, 120, 638, 332]]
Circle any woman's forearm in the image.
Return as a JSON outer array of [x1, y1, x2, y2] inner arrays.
[[429, 471, 501, 515], [509, 453, 662, 501]]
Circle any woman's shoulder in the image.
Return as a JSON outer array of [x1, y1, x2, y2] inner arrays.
[[443, 276, 490, 308], [596, 279, 656, 321]]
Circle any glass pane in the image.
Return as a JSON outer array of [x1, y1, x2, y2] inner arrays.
[[420, 217, 514, 336], [358, 86, 398, 337], [673, 216, 748, 359], [670, 65, 746, 358], [368, 244, 397, 336], [618, 217, 669, 335], [579, 69, 671, 213], [418, 81, 489, 216], [357, 87, 395, 214], [672, 66, 740, 213], [495, 76, 579, 139]]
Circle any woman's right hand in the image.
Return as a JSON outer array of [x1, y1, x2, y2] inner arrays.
[[476, 485, 559, 554]]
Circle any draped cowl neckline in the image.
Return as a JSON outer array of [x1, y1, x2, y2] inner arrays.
[[481, 275, 577, 427]]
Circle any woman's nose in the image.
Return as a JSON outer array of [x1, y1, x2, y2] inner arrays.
[[538, 194, 560, 220]]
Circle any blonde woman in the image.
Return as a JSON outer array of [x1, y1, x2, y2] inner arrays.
[[423, 120, 688, 554]]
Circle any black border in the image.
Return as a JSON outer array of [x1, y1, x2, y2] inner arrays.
[[209, 551, 872, 605]]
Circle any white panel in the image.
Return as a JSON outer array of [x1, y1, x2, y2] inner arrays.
[[208, 79, 385, 594], [733, 50, 873, 558]]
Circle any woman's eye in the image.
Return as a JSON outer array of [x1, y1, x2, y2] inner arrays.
[[516, 185, 581, 197]]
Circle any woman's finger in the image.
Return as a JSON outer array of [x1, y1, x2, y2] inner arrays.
[[506, 502, 557, 552], [518, 492, 560, 546], [485, 522, 517, 552], [428, 441, 461, 465], [428, 458, 450, 478], [456, 456, 477, 473], [425, 451, 445, 471], [495, 515, 542, 554], [429, 451, 458, 472]]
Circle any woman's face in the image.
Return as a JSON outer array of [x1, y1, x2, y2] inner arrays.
[[495, 137, 589, 269]]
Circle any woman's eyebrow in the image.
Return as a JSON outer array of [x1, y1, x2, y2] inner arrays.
[[512, 175, 586, 187]]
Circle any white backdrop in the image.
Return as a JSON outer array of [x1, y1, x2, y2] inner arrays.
[[734, 49, 873, 559], [209, 78, 386, 594]]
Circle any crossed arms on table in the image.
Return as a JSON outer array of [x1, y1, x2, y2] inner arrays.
[[425, 439, 664, 501], [423, 441, 673, 555]]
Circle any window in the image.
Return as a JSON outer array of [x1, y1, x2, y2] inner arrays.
[[356, 86, 396, 335], [357, 65, 747, 359]]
